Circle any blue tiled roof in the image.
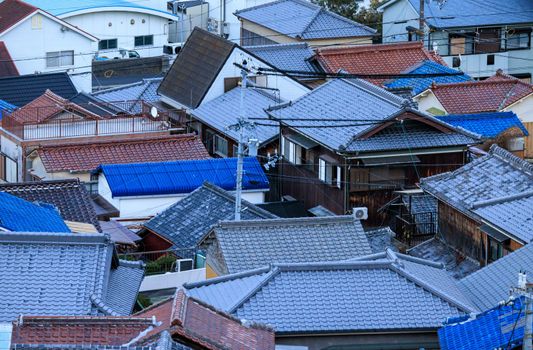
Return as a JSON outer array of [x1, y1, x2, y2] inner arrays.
[[439, 296, 525, 350], [98, 157, 269, 197], [385, 60, 471, 95], [143, 182, 276, 252], [437, 112, 529, 139], [235, 0, 376, 40], [246, 43, 318, 76], [0, 72, 77, 107], [191, 87, 280, 146], [0, 192, 71, 232], [382, 0, 533, 29], [185, 250, 477, 334], [0, 231, 144, 321], [93, 78, 162, 113], [24, 0, 177, 18], [0, 99, 16, 121]]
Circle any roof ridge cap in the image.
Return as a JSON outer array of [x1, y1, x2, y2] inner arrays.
[[227, 266, 280, 313], [389, 264, 477, 313], [298, 6, 323, 38], [90, 294, 120, 316], [183, 265, 272, 289], [490, 144, 533, 176], [39, 133, 198, 149], [316, 41, 422, 55], [471, 190, 533, 209], [216, 215, 355, 228], [313, 5, 376, 34]]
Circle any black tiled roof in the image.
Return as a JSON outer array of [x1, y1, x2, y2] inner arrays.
[[0, 72, 77, 107], [158, 28, 235, 108], [0, 179, 101, 231]]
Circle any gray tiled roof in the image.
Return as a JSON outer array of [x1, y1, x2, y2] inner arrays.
[[0, 231, 144, 322], [420, 145, 533, 221], [364, 227, 400, 253], [0, 179, 101, 232], [208, 215, 372, 274], [472, 192, 533, 243], [246, 43, 318, 76], [143, 182, 276, 252], [460, 243, 533, 311], [185, 250, 476, 333], [191, 87, 281, 145], [269, 78, 477, 152], [269, 78, 405, 150], [235, 0, 376, 40], [344, 122, 478, 152], [93, 78, 162, 113]]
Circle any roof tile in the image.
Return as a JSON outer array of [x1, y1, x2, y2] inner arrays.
[[0, 0, 37, 35]]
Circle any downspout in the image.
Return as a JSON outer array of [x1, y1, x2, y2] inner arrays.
[[220, 0, 225, 36]]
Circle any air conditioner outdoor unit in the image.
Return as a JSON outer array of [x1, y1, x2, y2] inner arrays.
[[353, 207, 368, 220], [175, 258, 194, 272]]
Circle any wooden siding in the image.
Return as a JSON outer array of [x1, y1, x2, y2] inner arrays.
[[140, 230, 173, 253], [524, 122, 533, 158], [437, 201, 484, 263]]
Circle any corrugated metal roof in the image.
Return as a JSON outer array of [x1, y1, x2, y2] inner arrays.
[[98, 157, 269, 197]]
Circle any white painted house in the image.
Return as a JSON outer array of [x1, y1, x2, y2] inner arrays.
[[0, 0, 97, 92], [25, 0, 179, 59], [379, 0, 533, 80], [96, 157, 270, 219]]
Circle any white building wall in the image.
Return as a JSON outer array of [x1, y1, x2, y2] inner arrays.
[[63, 11, 173, 58], [1, 13, 95, 92], [202, 47, 310, 104], [99, 172, 266, 218], [380, 0, 418, 43], [139, 268, 206, 292], [504, 95, 533, 123]]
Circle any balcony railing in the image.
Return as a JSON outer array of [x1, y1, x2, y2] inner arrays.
[[1, 100, 171, 141], [395, 211, 437, 247]]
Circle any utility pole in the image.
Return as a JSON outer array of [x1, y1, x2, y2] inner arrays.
[[229, 60, 255, 221], [513, 271, 533, 350], [419, 0, 425, 44]]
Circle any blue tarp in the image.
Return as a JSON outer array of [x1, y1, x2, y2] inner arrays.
[[437, 112, 529, 139], [439, 296, 526, 350], [97, 157, 270, 197], [0, 99, 16, 121]]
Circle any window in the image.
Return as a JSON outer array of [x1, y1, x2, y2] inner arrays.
[[475, 28, 500, 54], [282, 137, 302, 164], [335, 166, 342, 189], [46, 51, 74, 67], [318, 157, 338, 186], [31, 14, 42, 29], [214, 134, 228, 157], [233, 144, 239, 157], [134, 35, 154, 47], [0, 154, 17, 183], [98, 39, 118, 50], [506, 28, 531, 50], [487, 54, 495, 65], [449, 34, 474, 55]]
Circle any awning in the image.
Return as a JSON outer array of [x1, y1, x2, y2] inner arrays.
[[480, 224, 511, 243], [285, 133, 319, 149], [361, 155, 421, 166]]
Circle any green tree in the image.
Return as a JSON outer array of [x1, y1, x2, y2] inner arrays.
[[312, 0, 384, 35], [353, 0, 383, 33], [313, 0, 359, 21]]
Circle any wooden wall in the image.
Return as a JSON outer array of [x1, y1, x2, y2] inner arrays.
[[524, 122, 533, 158]]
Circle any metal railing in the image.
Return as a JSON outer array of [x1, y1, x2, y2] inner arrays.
[[120, 248, 198, 276], [395, 211, 437, 247], [1, 100, 171, 140]]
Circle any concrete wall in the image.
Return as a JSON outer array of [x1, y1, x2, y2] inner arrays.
[[139, 268, 206, 292], [63, 11, 172, 58], [28, 155, 91, 182], [1, 13, 95, 92]]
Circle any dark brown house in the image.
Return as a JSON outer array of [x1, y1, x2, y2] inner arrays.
[[267, 78, 480, 224], [420, 145, 533, 266]]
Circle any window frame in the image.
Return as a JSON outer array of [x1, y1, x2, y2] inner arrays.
[[98, 38, 118, 51], [213, 134, 229, 157], [45, 50, 74, 68], [506, 28, 532, 51], [134, 35, 154, 47]]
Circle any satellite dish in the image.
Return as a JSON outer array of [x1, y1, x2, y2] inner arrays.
[[150, 106, 158, 118]]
